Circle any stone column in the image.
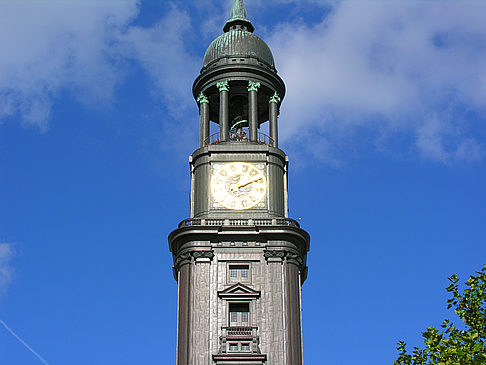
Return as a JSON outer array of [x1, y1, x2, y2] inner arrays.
[[217, 80, 230, 142], [285, 253, 305, 365], [191, 251, 213, 365], [263, 250, 287, 364], [269, 92, 281, 148], [175, 254, 193, 365], [248, 80, 261, 142], [197, 92, 210, 147]]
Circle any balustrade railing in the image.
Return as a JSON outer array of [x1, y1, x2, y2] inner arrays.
[[204, 131, 273, 146], [219, 326, 261, 354], [222, 326, 257, 337], [178, 217, 300, 229]]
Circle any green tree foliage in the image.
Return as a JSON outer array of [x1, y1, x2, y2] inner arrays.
[[395, 264, 486, 365]]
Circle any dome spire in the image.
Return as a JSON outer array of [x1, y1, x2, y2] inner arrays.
[[223, 0, 254, 33], [230, 0, 248, 20]]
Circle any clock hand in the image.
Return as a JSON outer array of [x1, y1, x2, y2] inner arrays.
[[237, 177, 262, 189]]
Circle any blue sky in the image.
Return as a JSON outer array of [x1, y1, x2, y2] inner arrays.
[[1, 0, 486, 364]]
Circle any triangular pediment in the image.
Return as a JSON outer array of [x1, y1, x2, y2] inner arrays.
[[218, 283, 261, 299]]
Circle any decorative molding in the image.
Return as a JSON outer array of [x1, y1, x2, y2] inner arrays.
[[174, 252, 192, 270], [247, 80, 261, 92], [173, 250, 214, 271], [218, 282, 261, 300], [269, 91, 281, 104], [197, 92, 209, 104], [192, 250, 215, 260], [264, 249, 306, 272], [216, 80, 230, 92], [263, 249, 286, 260], [286, 252, 304, 267]]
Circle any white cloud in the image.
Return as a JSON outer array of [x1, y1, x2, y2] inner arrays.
[[0, 243, 15, 294], [268, 0, 486, 163], [0, 0, 140, 129], [120, 6, 200, 118], [0, 1, 203, 131], [2, 0, 485, 164]]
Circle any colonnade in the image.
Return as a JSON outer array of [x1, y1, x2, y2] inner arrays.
[[197, 80, 281, 148]]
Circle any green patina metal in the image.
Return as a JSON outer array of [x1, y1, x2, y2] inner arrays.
[[230, 0, 248, 21], [269, 92, 281, 104], [216, 80, 230, 92], [248, 80, 261, 92], [197, 92, 209, 104], [223, 0, 254, 33], [202, 30, 274, 70], [231, 119, 247, 130], [201, 0, 275, 71]]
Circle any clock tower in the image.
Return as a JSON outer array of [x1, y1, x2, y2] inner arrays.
[[168, 1, 310, 364]]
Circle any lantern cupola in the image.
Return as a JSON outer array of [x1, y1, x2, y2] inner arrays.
[[194, 0, 285, 148]]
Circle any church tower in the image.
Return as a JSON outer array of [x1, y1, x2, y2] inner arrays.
[[168, 1, 310, 363]]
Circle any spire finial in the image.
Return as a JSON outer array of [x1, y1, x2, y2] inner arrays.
[[230, 0, 248, 20], [223, 0, 254, 33]]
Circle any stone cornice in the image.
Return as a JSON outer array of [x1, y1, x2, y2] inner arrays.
[[169, 223, 310, 255]]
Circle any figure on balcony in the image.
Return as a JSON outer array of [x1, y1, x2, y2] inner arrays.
[[236, 127, 247, 141], [230, 118, 248, 142]]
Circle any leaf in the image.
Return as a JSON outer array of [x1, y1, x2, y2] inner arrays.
[[395, 265, 486, 365]]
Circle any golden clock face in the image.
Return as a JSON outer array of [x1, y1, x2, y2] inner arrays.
[[211, 162, 267, 210]]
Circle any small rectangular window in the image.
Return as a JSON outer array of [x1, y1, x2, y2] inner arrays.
[[228, 264, 251, 283], [241, 343, 250, 351], [231, 312, 238, 322], [229, 343, 238, 351]]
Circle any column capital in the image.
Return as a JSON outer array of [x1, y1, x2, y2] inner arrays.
[[248, 80, 261, 92], [263, 249, 306, 272], [269, 91, 281, 104], [173, 249, 215, 271], [216, 80, 230, 92], [197, 92, 209, 104], [173, 251, 193, 272], [192, 250, 215, 261], [264, 249, 286, 263], [286, 252, 305, 268]]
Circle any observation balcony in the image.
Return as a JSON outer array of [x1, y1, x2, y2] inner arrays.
[[204, 131, 273, 146], [178, 217, 300, 229], [223, 327, 257, 337], [218, 326, 262, 354]]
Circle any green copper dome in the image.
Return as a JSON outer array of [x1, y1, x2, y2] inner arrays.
[[202, 29, 275, 70], [202, 0, 275, 71]]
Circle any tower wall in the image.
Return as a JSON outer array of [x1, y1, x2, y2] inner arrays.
[[191, 144, 287, 219], [169, 1, 310, 363], [170, 223, 309, 364]]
